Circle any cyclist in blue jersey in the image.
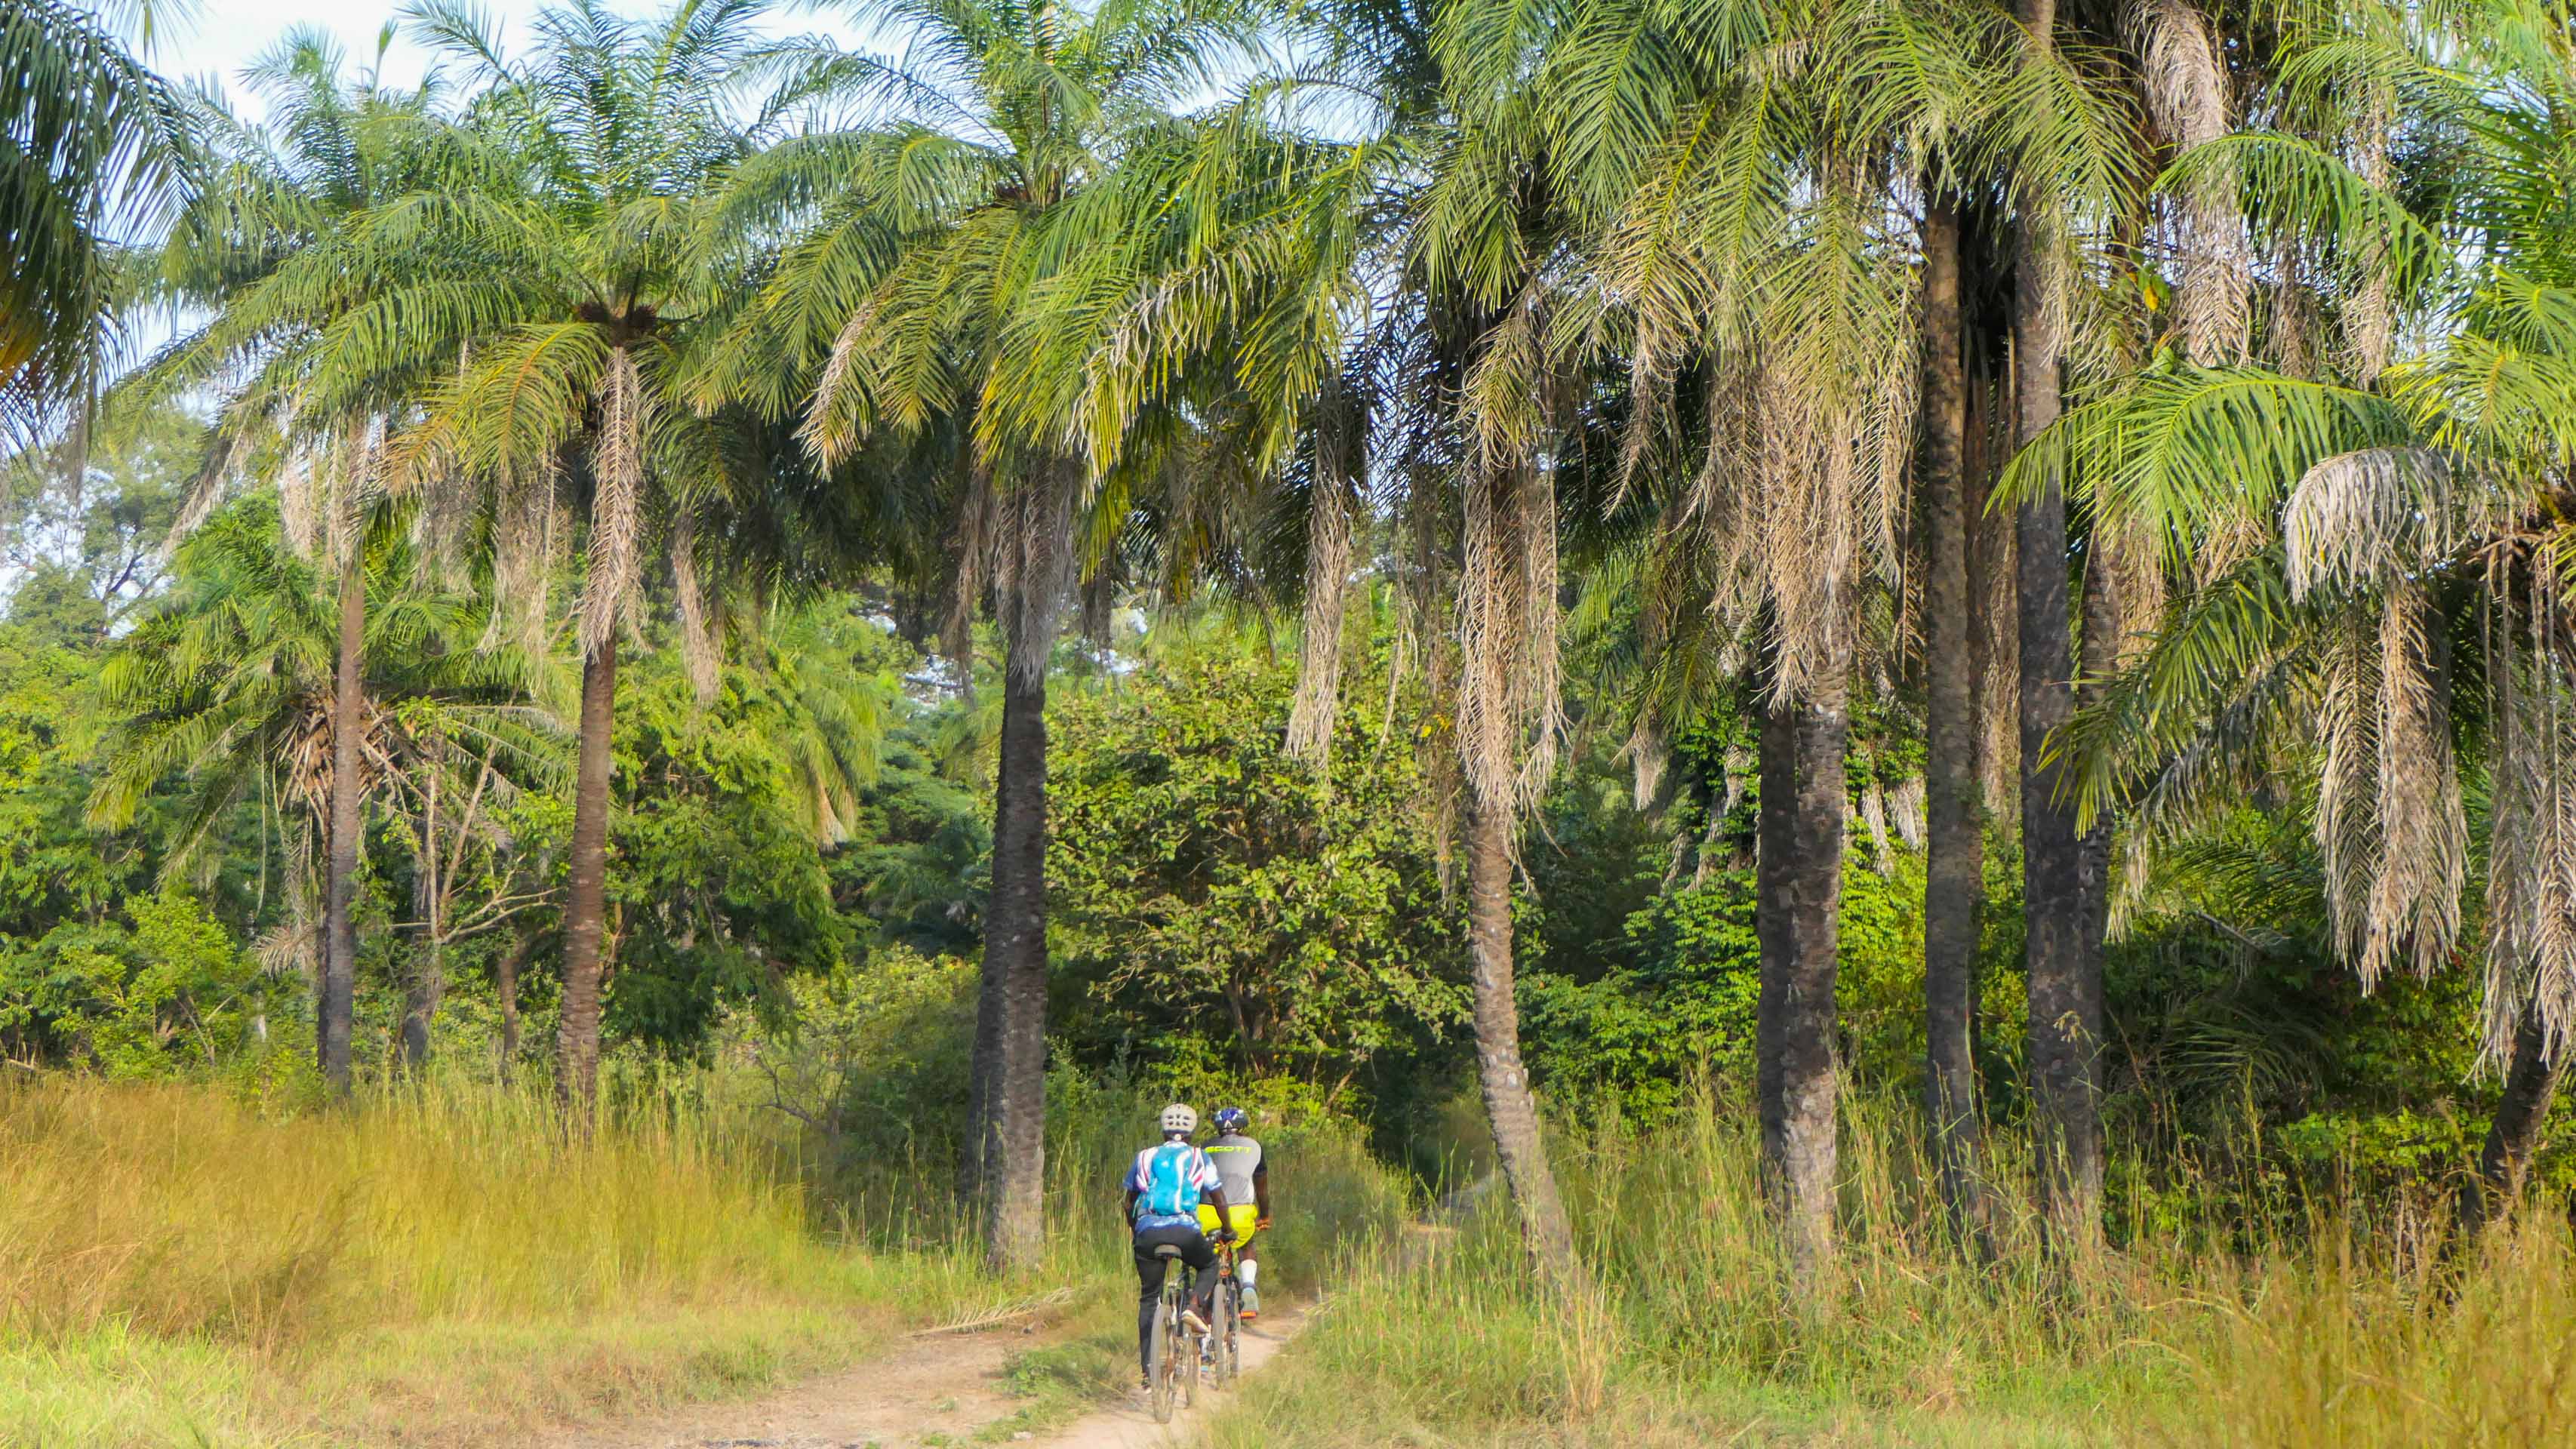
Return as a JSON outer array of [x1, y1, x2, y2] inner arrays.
[[1122, 1103, 1235, 1391]]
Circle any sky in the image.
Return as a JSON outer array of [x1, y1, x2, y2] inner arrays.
[[115, 0, 874, 124]]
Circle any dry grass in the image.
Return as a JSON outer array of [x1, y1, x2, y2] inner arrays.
[[0, 1075, 1025, 1447], [11, 1072, 2562, 1448], [1201, 1089, 2576, 1448]]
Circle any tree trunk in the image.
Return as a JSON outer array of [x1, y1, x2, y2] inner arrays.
[[2011, 0, 2102, 1247], [556, 637, 617, 1119], [2461, 995, 2568, 1234], [1759, 679, 1847, 1283], [979, 591, 1053, 1273], [1920, 202, 1989, 1238], [319, 551, 363, 1096], [1463, 789, 1583, 1287], [399, 873, 440, 1074]]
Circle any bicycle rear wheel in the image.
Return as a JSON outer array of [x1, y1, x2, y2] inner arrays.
[[1178, 1269, 1202, 1407], [1150, 1289, 1180, 1423]]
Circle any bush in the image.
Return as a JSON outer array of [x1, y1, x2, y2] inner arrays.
[[1522, 856, 1922, 1122]]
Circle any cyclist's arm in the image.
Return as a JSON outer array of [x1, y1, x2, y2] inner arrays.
[[1252, 1163, 1270, 1220], [1123, 1184, 1140, 1229]]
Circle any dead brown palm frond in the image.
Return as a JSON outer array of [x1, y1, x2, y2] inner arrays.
[[2344, 91, 2397, 386], [2131, 0, 2250, 366], [481, 453, 561, 658], [1285, 393, 1359, 767], [2482, 568, 2576, 1069], [2363, 578, 2464, 986], [2282, 445, 2462, 596], [2316, 605, 2385, 970], [579, 347, 648, 660], [672, 507, 721, 706]]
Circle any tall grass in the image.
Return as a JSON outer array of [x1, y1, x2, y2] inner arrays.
[[1204, 1086, 2576, 1448], [0, 1065, 1418, 1447], [0, 1073, 996, 1447]]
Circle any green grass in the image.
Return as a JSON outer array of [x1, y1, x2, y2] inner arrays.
[[1199, 1089, 2576, 1448]]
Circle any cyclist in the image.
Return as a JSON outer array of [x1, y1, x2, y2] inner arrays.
[[1198, 1106, 1270, 1319], [1122, 1103, 1234, 1392]]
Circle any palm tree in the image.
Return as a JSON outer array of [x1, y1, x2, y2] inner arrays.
[[186, 0, 842, 1112], [88, 499, 552, 1045], [142, 30, 457, 1091], [2017, 0, 2576, 1231], [0, 0, 187, 448], [1450, 0, 2134, 1274], [700, 0, 1268, 1269]]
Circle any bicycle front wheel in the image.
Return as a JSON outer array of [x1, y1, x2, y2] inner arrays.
[[1213, 1279, 1240, 1385]]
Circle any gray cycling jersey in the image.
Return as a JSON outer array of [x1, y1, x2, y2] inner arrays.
[[1203, 1132, 1263, 1204]]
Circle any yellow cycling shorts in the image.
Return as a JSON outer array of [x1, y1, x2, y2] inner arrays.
[[1196, 1203, 1259, 1246]]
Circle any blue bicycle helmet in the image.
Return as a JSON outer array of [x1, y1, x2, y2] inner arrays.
[[1213, 1106, 1249, 1134]]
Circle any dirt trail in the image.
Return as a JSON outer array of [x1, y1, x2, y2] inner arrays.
[[544, 1304, 1311, 1449], [543, 1180, 1481, 1449]]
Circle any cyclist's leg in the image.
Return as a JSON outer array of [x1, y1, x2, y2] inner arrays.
[[1229, 1206, 1262, 1314], [1180, 1230, 1220, 1326], [1132, 1229, 1171, 1380]]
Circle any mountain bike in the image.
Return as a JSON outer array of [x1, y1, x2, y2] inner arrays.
[[1208, 1234, 1243, 1386], [1146, 1244, 1199, 1423]]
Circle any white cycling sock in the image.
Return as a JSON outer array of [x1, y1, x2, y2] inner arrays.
[[1238, 1259, 1258, 1291]]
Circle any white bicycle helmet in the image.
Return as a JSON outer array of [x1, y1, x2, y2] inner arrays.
[[1159, 1103, 1198, 1137]]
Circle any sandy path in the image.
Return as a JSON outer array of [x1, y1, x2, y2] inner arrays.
[[1026, 1305, 1309, 1449], [543, 1305, 1310, 1449]]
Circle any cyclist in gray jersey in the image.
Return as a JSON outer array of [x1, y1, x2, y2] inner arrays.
[[1199, 1106, 1270, 1318]]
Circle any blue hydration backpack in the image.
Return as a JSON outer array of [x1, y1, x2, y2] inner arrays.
[[1140, 1143, 1203, 1219]]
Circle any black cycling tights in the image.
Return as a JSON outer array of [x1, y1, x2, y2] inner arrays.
[[1131, 1223, 1218, 1375]]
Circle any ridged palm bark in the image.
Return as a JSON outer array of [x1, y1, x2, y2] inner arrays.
[[1758, 675, 1849, 1281], [1918, 201, 1988, 1233], [556, 638, 617, 1112], [971, 479, 1072, 1269], [2011, 0, 2104, 1245]]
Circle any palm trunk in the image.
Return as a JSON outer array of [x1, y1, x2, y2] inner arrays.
[[319, 551, 363, 1096], [1463, 789, 1582, 1287], [2012, 0, 2101, 1246], [556, 637, 617, 1118], [979, 588, 1053, 1273], [1759, 678, 1847, 1282], [1920, 202, 1989, 1236], [2461, 995, 2568, 1234]]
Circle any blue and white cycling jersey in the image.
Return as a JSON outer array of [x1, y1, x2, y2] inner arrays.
[[1125, 1142, 1220, 1230]]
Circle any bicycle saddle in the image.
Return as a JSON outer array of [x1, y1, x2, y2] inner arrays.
[[1152, 1244, 1184, 1259]]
